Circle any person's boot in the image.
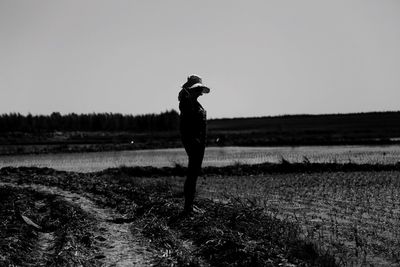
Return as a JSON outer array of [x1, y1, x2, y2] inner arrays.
[[183, 199, 193, 215]]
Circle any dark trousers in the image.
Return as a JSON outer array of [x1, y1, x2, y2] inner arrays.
[[182, 138, 205, 211]]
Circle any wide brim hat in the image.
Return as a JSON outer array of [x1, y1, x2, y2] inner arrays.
[[187, 83, 211, 94], [182, 74, 211, 94]]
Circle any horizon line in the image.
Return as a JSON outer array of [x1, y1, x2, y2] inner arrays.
[[1, 109, 399, 121]]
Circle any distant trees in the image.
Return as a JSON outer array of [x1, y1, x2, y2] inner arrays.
[[0, 110, 180, 133]]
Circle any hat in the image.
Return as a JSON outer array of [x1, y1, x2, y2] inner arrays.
[[182, 74, 211, 94]]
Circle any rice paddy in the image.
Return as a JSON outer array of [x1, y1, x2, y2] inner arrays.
[[195, 171, 400, 266], [0, 145, 399, 172], [1, 144, 400, 265]]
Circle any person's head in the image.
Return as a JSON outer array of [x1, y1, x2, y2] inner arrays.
[[181, 74, 211, 99]]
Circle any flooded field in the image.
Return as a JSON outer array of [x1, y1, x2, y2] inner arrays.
[[0, 145, 399, 172]]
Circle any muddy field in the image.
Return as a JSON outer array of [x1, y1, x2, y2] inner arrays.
[[1, 164, 399, 266], [197, 171, 400, 266]]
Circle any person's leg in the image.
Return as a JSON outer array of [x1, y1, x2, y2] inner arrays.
[[184, 142, 205, 212]]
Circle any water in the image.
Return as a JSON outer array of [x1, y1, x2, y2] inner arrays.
[[0, 145, 399, 173]]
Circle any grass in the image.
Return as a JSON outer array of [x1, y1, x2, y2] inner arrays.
[[103, 160, 400, 177], [122, 180, 337, 266], [0, 166, 338, 266], [0, 185, 99, 266], [0, 187, 41, 266], [102, 161, 400, 265], [195, 171, 400, 265], [2, 162, 400, 265]]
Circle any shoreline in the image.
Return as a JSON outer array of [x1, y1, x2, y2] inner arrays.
[[1, 161, 400, 177], [1, 141, 400, 156]]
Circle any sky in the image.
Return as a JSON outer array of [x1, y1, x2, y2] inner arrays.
[[0, 0, 399, 119]]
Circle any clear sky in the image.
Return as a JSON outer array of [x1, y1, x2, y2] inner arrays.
[[0, 0, 399, 118]]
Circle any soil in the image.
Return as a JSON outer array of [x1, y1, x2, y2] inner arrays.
[[0, 182, 155, 266], [0, 166, 338, 266]]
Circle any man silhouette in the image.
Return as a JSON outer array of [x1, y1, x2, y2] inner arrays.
[[178, 74, 210, 214]]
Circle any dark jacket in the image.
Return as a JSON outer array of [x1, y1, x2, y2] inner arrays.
[[178, 89, 207, 144]]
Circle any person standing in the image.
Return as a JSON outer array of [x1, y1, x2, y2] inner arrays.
[[178, 74, 210, 214]]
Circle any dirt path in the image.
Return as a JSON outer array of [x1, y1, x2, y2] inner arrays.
[[0, 182, 155, 266]]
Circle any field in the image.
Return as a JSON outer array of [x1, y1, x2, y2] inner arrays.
[[1, 163, 400, 266], [122, 163, 400, 265], [1, 145, 400, 173], [196, 171, 400, 266]]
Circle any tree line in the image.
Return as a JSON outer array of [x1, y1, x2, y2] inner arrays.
[[0, 110, 180, 133]]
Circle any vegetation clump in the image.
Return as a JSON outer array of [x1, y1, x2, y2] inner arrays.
[[102, 161, 400, 178], [0, 167, 338, 266], [0, 185, 99, 266]]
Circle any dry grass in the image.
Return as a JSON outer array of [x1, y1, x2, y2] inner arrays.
[[0, 186, 99, 266], [195, 171, 400, 266], [3, 164, 400, 266], [1, 167, 338, 266], [102, 162, 400, 265]]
